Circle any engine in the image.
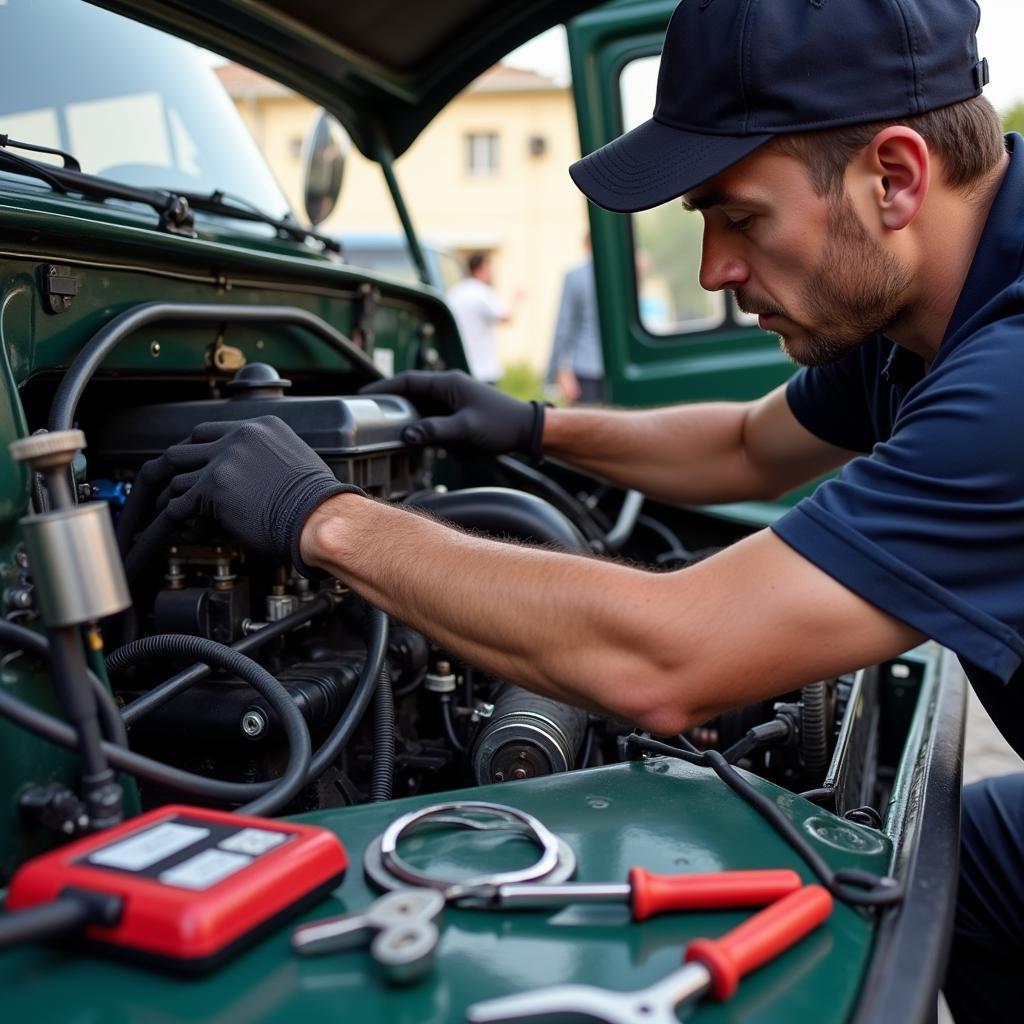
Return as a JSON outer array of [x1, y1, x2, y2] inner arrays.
[[81, 361, 604, 812]]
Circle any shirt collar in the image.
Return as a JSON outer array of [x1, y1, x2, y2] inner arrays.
[[943, 133, 1024, 346]]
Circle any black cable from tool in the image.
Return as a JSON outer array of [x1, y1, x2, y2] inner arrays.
[[0, 890, 122, 949], [626, 735, 905, 908], [369, 663, 395, 802]]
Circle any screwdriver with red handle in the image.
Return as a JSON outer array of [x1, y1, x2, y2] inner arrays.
[[454, 867, 802, 920], [466, 885, 834, 1024]]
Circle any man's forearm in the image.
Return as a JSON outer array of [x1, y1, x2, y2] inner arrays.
[[543, 401, 773, 504], [301, 493, 689, 731]]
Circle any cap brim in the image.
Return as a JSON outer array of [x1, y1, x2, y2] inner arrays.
[[569, 117, 772, 214]]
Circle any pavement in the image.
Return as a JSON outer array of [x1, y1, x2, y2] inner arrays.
[[938, 667, 1022, 1023]]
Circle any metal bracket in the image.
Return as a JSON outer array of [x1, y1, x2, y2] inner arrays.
[[39, 264, 79, 315]]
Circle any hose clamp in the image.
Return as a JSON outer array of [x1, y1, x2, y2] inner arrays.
[[364, 801, 576, 901]]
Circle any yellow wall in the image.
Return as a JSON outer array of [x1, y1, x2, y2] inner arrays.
[[232, 80, 590, 375]]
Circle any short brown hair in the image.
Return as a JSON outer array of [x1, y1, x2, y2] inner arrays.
[[770, 96, 1005, 197]]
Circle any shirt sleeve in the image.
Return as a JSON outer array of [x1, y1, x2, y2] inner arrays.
[[481, 286, 508, 323], [773, 318, 1024, 682]]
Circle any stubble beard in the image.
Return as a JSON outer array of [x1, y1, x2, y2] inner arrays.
[[736, 192, 914, 368]]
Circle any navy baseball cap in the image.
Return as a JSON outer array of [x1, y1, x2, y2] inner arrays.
[[570, 0, 990, 213]]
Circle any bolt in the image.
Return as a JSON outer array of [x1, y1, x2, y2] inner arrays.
[[494, 772, 505, 782], [512, 769, 528, 780], [15, 550, 29, 569], [436, 660, 451, 675], [518, 751, 528, 760], [5, 586, 33, 610], [241, 709, 267, 738], [150, 341, 161, 356]]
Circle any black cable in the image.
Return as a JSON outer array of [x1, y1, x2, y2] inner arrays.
[[369, 664, 395, 802], [0, 896, 93, 948], [106, 634, 312, 816], [626, 735, 904, 908], [440, 694, 465, 753], [0, 609, 386, 810], [48, 302, 378, 438], [118, 593, 334, 726], [494, 455, 609, 548], [0, 620, 127, 748], [720, 719, 793, 764]]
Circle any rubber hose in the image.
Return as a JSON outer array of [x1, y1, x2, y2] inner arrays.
[[0, 613, 387, 810], [307, 607, 388, 779], [369, 663, 395, 802], [800, 681, 830, 775], [106, 634, 311, 815], [0, 619, 127, 747], [119, 592, 334, 726]]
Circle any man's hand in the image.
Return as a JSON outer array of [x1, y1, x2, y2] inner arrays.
[[361, 370, 543, 457], [119, 416, 362, 579]]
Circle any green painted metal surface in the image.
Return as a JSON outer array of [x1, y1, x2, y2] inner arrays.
[[0, 758, 886, 1023], [0, 235, 460, 876]]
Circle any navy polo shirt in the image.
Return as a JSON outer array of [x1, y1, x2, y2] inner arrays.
[[772, 134, 1024, 757]]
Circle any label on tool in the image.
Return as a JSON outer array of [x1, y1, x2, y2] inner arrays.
[[88, 822, 210, 871], [159, 849, 253, 890], [79, 815, 297, 888]]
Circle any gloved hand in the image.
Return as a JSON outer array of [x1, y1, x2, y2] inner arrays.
[[118, 416, 362, 581], [361, 370, 545, 458]]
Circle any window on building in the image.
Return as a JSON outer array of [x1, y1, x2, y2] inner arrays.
[[466, 132, 499, 176]]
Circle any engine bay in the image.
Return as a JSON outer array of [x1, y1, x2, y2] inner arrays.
[[1, 301, 872, 829]]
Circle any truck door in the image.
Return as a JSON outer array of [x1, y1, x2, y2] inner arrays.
[[567, 1, 795, 414]]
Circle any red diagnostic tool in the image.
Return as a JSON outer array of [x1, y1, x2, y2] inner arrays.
[[4, 804, 348, 973]]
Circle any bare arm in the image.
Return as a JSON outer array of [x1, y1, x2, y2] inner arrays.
[[543, 383, 854, 505], [301, 494, 922, 734]]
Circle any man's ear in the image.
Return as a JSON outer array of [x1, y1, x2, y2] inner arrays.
[[855, 126, 930, 231]]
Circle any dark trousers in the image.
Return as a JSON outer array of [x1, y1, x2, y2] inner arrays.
[[944, 774, 1024, 1022], [575, 376, 603, 404]]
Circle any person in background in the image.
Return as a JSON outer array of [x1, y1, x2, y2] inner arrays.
[[446, 252, 512, 385], [547, 235, 603, 404]]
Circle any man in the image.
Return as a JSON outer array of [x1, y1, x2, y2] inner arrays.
[[547, 235, 603, 403], [445, 251, 511, 384], [126, 3, 1019, 1019]]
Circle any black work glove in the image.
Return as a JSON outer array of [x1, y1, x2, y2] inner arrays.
[[361, 370, 545, 459], [119, 416, 362, 581]]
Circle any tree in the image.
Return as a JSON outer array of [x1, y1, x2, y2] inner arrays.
[[1002, 102, 1024, 137]]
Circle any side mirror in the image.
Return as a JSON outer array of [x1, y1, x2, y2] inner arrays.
[[301, 110, 348, 227]]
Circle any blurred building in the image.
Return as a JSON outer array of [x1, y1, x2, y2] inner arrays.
[[220, 62, 589, 375]]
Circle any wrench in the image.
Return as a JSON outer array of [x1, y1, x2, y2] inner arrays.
[[291, 887, 445, 984], [465, 885, 833, 1023]]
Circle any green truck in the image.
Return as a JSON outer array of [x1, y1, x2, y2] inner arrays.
[[0, 2, 963, 1021]]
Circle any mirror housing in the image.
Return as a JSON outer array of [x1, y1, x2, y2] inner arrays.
[[301, 110, 348, 226]]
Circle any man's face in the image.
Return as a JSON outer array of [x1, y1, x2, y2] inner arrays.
[[683, 148, 914, 367]]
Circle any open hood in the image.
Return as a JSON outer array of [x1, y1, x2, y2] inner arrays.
[[93, 0, 600, 160]]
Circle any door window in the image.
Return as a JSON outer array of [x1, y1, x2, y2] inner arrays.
[[619, 57, 725, 336]]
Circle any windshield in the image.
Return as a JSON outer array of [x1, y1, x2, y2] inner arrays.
[[0, 0, 291, 219]]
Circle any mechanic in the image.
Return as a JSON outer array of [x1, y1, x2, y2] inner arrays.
[[125, 2, 1020, 1019]]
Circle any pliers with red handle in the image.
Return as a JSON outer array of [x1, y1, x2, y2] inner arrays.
[[466, 885, 833, 1024]]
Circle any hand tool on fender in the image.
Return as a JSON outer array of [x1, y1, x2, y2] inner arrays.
[[291, 888, 444, 984], [465, 884, 833, 1024], [451, 867, 802, 919]]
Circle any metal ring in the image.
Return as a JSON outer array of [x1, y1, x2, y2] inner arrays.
[[365, 801, 576, 897]]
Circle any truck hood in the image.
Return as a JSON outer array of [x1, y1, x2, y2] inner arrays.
[[93, 0, 599, 159]]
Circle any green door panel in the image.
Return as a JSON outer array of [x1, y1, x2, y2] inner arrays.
[[0, 759, 885, 1023], [567, 1, 811, 527]]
